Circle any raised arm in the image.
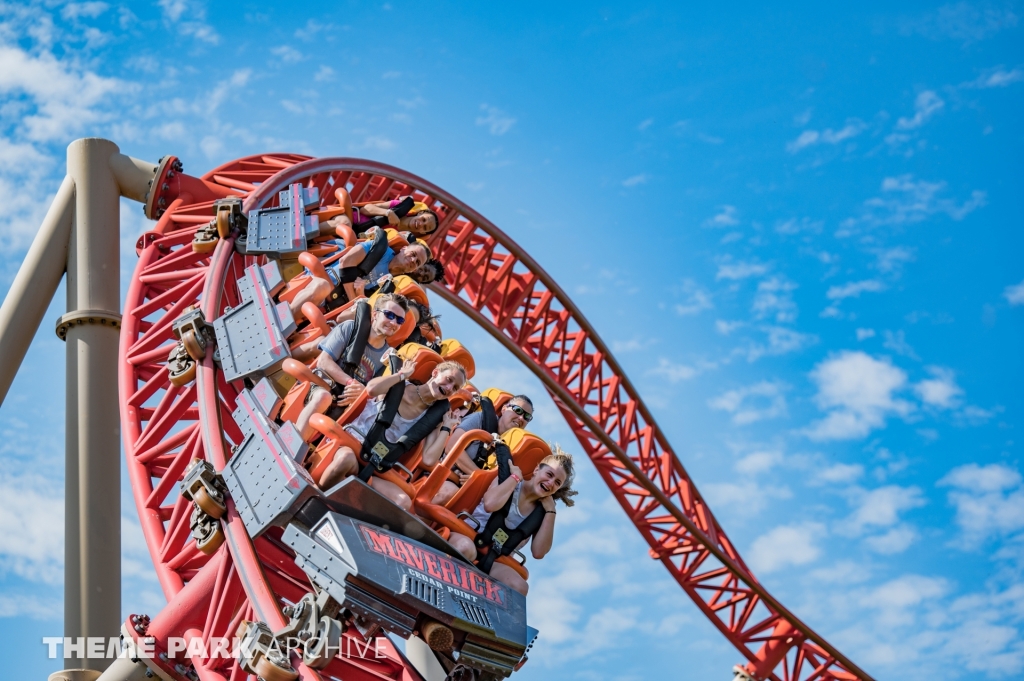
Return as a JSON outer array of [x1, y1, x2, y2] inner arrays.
[[364, 359, 416, 397], [481, 463, 522, 513], [420, 409, 464, 469]]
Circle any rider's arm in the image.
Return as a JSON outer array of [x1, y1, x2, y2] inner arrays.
[[481, 475, 517, 513], [531, 512, 556, 559], [355, 201, 392, 217], [364, 372, 405, 398], [447, 427, 482, 474], [315, 352, 355, 386]]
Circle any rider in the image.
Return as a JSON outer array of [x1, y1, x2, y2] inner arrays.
[[286, 238, 430, 319], [431, 394, 534, 505], [446, 447, 577, 596], [317, 359, 468, 510], [292, 293, 409, 440], [326, 190, 441, 238]]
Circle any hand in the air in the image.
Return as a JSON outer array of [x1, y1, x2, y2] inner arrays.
[[386, 209, 401, 226], [508, 463, 523, 481], [540, 495, 556, 512], [399, 359, 417, 380], [351, 277, 367, 297]]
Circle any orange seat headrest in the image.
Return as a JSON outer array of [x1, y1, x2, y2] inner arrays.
[[482, 387, 513, 411], [390, 275, 429, 307], [499, 427, 551, 478], [439, 338, 475, 380]]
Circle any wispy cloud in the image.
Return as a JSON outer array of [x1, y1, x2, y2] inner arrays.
[[896, 91, 945, 130], [476, 104, 516, 135], [1004, 279, 1024, 305], [716, 257, 768, 280], [708, 381, 788, 425], [622, 173, 648, 187], [753, 276, 798, 323], [703, 205, 739, 228], [674, 279, 713, 316], [900, 2, 1019, 43], [158, 0, 219, 44], [963, 65, 1024, 88], [786, 119, 866, 153], [939, 463, 1024, 548], [749, 522, 826, 573], [827, 279, 886, 301], [840, 174, 986, 234]]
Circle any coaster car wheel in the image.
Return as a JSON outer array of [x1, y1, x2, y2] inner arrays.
[[194, 518, 224, 556], [167, 345, 196, 387], [181, 328, 206, 361], [255, 652, 299, 681], [302, 615, 343, 669], [216, 208, 232, 239], [192, 486, 226, 519]]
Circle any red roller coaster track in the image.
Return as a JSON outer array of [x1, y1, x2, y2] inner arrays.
[[120, 153, 871, 681]]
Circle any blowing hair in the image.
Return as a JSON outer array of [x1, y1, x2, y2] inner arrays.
[[373, 292, 409, 312], [434, 360, 467, 385], [540, 444, 578, 507]]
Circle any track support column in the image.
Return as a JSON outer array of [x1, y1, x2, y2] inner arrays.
[[62, 139, 129, 674]]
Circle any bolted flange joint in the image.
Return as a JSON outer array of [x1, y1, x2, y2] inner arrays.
[[55, 309, 122, 341]]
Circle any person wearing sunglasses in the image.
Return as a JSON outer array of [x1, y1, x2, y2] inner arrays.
[[292, 293, 410, 440], [431, 394, 535, 505]]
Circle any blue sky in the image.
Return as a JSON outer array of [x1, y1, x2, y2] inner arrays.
[[0, 1, 1022, 679]]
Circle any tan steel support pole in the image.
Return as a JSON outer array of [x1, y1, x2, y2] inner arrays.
[[0, 175, 74, 404], [405, 637, 448, 681], [63, 138, 125, 673]]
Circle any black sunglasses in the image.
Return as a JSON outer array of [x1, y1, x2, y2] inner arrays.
[[378, 309, 406, 325], [508, 404, 533, 422]]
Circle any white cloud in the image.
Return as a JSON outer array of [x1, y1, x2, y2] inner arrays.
[[965, 66, 1024, 88], [865, 524, 919, 554], [812, 463, 865, 485], [651, 358, 697, 383], [882, 329, 918, 359], [746, 326, 817, 362], [896, 90, 945, 130], [786, 119, 866, 153], [851, 174, 987, 229], [775, 217, 822, 235], [637, 117, 653, 130], [841, 485, 926, 535], [271, 45, 304, 63], [903, 4, 1019, 43], [734, 450, 784, 475], [62, 2, 109, 21], [856, 328, 876, 341], [622, 173, 648, 187], [476, 104, 516, 135], [314, 65, 335, 82], [749, 522, 825, 573], [915, 366, 963, 409], [708, 381, 787, 425], [715, 319, 744, 335], [158, 0, 219, 44], [703, 205, 739, 227], [703, 480, 792, 516], [1004, 280, 1024, 305], [674, 278, 712, 316], [939, 463, 1024, 547], [826, 279, 886, 300], [0, 464, 63, 584], [753, 276, 798, 323], [0, 44, 126, 142], [804, 351, 912, 441], [875, 246, 916, 273], [715, 258, 769, 280]]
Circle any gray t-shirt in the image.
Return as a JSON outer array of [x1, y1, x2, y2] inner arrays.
[[317, 320, 388, 385], [458, 411, 488, 467]]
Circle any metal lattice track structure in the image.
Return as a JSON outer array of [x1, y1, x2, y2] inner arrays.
[[121, 154, 872, 681]]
